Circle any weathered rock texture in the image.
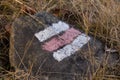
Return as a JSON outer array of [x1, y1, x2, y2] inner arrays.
[[10, 12, 119, 80]]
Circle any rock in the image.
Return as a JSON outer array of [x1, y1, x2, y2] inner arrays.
[[9, 12, 119, 79]]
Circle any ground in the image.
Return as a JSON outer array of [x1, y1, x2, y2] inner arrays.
[[0, 0, 120, 80]]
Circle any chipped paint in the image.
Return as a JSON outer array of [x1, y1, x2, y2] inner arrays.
[[53, 34, 90, 62], [35, 21, 69, 42], [42, 28, 81, 52]]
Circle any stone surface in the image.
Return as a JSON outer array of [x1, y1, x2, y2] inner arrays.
[[10, 12, 119, 80]]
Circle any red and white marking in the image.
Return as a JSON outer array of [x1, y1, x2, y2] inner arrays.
[[35, 21, 90, 62], [35, 21, 69, 42], [53, 34, 90, 61], [42, 28, 81, 52]]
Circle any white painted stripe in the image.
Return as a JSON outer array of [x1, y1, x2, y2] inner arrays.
[[35, 21, 69, 42], [53, 34, 90, 62]]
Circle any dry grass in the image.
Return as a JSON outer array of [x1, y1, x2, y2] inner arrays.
[[0, 0, 120, 80]]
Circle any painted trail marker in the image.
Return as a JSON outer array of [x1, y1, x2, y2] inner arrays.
[[35, 21, 69, 42], [35, 21, 90, 61], [53, 34, 90, 61], [42, 28, 81, 52]]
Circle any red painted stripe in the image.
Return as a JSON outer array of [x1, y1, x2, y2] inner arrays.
[[42, 28, 81, 52]]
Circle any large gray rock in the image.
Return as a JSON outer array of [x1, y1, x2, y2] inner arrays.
[[9, 12, 119, 80]]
